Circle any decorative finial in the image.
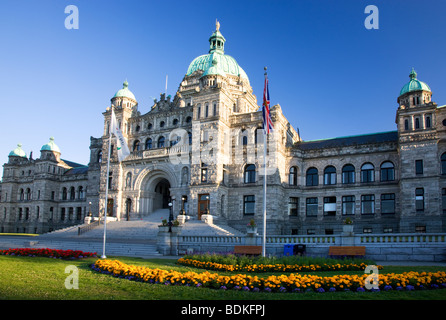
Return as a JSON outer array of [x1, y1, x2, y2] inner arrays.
[[264, 66, 267, 75], [123, 80, 129, 88], [409, 68, 417, 80], [216, 19, 220, 31]]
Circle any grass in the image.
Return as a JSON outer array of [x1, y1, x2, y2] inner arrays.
[[1, 255, 446, 300]]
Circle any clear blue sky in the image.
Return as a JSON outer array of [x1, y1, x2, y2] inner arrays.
[[0, 0, 445, 177]]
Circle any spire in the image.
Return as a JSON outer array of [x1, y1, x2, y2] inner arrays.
[[209, 20, 226, 54], [409, 68, 417, 80]]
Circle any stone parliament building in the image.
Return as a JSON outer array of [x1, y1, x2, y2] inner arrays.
[[1, 23, 446, 236]]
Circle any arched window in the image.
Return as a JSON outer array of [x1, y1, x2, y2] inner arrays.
[[19, 188, 24, 201], [306, 167, 318, 186], [126, 172, 132, 189], [380, 161, 395, 181], [324, 166, 336, 185], [404, 119, 409, 131], [133, 140, 140, 152], [70, 187, 75, 200], [158, 136, 165, 148], [361, 163, 374, 183], [426, 116, 431, 128], [441, 153, 446, 175], [97, 150, 102, 163], [289, 166, 298, 186], [342, 164, 355, 184], [78, 186, 84, 199], [240, 129, 248, 146], [244, 164, 256, 183], [62, 187, 67, 200], [145, 138, 152, 150], [26, 188, 31, 201]]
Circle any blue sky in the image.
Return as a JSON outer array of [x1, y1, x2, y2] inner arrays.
[[0, 0, 445, 177]]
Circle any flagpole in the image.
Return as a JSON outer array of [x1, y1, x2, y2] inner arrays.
[[262, 67, 268, 257], [101, 107, 113, 259]]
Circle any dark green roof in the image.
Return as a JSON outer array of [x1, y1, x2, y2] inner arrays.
[[296, 131, 398, 151]]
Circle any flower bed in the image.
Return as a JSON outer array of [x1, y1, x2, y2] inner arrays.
[[91, 259, 446, 293], [177, 257, 382, 273], [0, 248, 97, 259]]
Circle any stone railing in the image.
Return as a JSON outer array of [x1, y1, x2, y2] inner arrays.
[[158, 231, 446, 262]]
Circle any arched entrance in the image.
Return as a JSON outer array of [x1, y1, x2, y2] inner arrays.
[[136, 169, 175, 216], [154, 178, 171, 210]]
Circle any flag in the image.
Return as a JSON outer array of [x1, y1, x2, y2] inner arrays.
[[262, 74, 274, 135], [110, 108, 130, 162]]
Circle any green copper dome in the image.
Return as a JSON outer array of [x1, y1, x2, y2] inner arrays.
[[399, 68, 431, 96], [9, 143, 26, 157], [41, 137, 61, 153], [186, 21, 249, 82], [113, 80, 136, 100]]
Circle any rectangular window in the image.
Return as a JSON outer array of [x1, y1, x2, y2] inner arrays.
[[243, 195, 255, 215], [323, 197, 336, 216], [288, 197, 298, 216], [381, 193, 395, 214], [415, 188, 424, 211], [342, 195, 355, 215], [363, 228, 373, 234], [415, 225, 426, 233], [306, 197, 318, 216], [442, 189, 446, 213], [361, 195, 375, 214], [415, 160, 423, 175]]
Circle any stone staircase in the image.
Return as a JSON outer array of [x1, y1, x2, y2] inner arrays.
[[28, 209, 243, 258]]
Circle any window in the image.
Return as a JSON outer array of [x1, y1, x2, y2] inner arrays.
[[404, 119, 409, 131], [241, 129, 248, 146], [442, 189, 446, 213], [62, 188, 67, 200], [244, 164, 256, 183], [158, 136, 165, 148], [363, 228, 373, 234], [441, 153, 446, 174], [201, 163, 208, 183], [160, 121, 165, 128], [133, 140, 140, 151], [323, 197, 336, 216], [173, 118, 178, 126], [288, 197, 298, 216], [205, 104, 209, 117], [289, 166, 298, 186], [324, 166, 336, 185], [188, 132, 192, 145], [70, 187, 75, 200], [243, 195, 255, 215], [361, 163, 374, 183], [342, 196, 355, 215], [306, 168, 318, 186], [148, 123, 153, 130], [415, 225, 426, 233], [381, 193, 395, 214], [145, 138, 152, 150], [361, 195, 375, 214], [108, 172, 112, 189], [380, 161, 395, 181], [415, 117, 420, 129], [306, 197, 318, 216], [426, 116, 431, 128], [415, 160, 423, 175], [415, 188, 424, 211], [342, 164, 355, 184]]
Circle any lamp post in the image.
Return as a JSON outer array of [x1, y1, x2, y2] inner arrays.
[[180, 196, 186, 215], [168, 202, 173, 232], [206, 195, 210, 215], [88, 202, 92, 217]]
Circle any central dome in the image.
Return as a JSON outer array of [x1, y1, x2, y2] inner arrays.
[[186, 22, 249, 83]]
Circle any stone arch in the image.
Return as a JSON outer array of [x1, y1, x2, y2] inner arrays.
[[134, 166, 178, 215]]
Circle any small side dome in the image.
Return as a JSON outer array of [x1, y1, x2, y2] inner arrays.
[[41, 137, 61, 153], [9, 143, 26, 157], [113, 80, 136, 100], [399, 68, 431, 96]]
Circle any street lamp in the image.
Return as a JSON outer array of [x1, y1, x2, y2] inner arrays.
[[168, 202, 173, 232], [88, 202, 92, 217], [180, 196, 186, 215]]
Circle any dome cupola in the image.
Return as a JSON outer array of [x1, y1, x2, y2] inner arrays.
[[41, 137, 61, 153], [398, 68, 432, 107], [185, 21, 249, 83], [113, 80, 136, 101], [9, 143, 26, 158]]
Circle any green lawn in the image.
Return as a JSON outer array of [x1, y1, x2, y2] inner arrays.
[[1, 255, 446, 300]]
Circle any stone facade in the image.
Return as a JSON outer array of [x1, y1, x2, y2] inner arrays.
[[1, 24, 446, 236]]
